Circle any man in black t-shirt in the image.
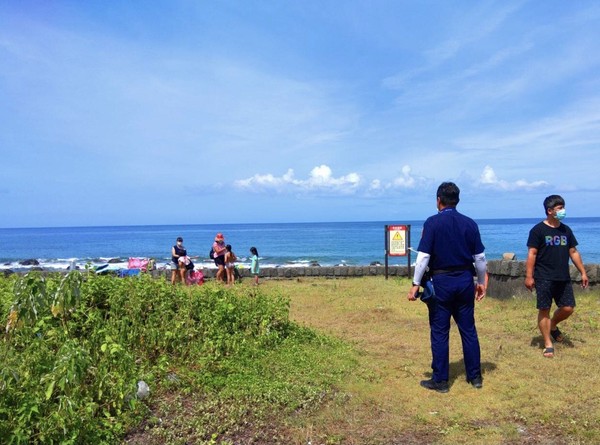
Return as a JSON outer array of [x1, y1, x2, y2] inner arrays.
[[525, 195, 588, 358]]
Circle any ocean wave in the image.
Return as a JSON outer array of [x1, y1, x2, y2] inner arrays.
[[0, 257, 329, 273]]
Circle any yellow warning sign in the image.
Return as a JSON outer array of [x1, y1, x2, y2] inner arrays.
[[388, 225, 407, 256]]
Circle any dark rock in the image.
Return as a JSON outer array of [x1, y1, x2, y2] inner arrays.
[[3, 269, 14, 277], [370, 261, 382, 266], [108, 258, 122, 264], [19, 259, 40, 266], [30, 267, 44, 271], [310, 261, 321, 267]]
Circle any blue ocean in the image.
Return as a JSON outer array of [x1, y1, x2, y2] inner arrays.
[[1, 218, 599, 272]]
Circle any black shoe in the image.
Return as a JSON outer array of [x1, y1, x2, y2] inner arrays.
[[467, 376, 483, 389], [420, 379, 449, 393]]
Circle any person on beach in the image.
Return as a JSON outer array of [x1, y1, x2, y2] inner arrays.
[[212, 233, 227, 283], [171, 237, 187, 284], [407, 182, 487, 393], [224, 244, 237, 285], [525, 195, 588, 358], [250, 246, 260, 285]]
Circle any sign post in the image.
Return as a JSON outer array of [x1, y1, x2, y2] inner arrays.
[[384, 224, 411, 280]]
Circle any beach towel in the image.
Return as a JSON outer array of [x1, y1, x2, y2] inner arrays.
[[118, 269, 141, 277], [128, 257, 149, 271], [178, 256, 194, 270]]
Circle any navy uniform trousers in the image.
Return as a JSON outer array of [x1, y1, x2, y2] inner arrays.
[[427, 270, 481, 382]]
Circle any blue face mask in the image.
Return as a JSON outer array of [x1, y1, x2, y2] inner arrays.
[[555, 209, 566, 220]]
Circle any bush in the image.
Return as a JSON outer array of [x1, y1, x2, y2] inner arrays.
[[0, 272, 308, 444]]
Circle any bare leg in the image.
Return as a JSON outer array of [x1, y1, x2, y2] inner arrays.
[[171, 270, 177, 285], [216, 265, 225, 283], [538, 308, 552, 350], [551, 306, 574, 330]]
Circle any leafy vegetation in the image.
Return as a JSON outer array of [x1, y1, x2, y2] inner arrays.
[[0, 272, 356, 444]]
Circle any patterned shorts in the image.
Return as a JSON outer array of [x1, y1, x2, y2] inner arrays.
[[535, 279, 576, 310]]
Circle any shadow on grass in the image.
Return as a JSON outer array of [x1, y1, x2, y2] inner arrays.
[[530, 335, 575, 348], [422, 360, 497, 387]]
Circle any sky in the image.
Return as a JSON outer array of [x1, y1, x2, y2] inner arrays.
[[1, 0, 599, 228]]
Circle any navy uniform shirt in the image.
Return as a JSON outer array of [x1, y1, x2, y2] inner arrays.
[[417, 207, 485, 271]]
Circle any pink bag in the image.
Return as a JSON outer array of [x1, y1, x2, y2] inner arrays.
[[128, 257, 149, 271], [186, 269, 204, 285]]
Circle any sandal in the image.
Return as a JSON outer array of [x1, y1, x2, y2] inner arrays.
[[551, 328, 564, 343], [543, 347, 554, 358]]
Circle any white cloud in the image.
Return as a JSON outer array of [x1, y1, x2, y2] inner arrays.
[[234, 164, 437, 197], [391, 165, 416, 188], [234, 165, 362, 195], [477, 165, 549, 191]]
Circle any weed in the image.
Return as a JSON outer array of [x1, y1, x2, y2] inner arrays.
[[0, 272, 356, 444]]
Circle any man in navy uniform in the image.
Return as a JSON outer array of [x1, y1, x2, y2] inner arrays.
[[408, 182, 487, 393]]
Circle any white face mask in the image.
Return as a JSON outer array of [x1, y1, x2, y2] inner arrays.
[[555, 209, 566, 220]]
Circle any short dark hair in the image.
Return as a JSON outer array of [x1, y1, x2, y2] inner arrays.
[[176, 237, 183, 242], [437, 182, 460, 206], [543, 195, 565, 215]]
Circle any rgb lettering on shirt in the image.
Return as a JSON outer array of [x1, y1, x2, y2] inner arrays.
[[545, 235, 567, 246]]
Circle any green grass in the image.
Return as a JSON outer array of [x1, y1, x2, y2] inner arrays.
[[2, 273, 599, 444], [278, 276, 600, 445]]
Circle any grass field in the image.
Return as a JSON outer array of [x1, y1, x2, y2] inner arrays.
[[4, 272, 597, 444], [266, 276, 600, 445]]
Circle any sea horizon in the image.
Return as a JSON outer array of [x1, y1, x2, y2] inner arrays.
[[3, 217, 600, 272], [4, 216, 600, 231]]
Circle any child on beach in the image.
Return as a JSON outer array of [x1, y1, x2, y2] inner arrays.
[[224, 244, 237, 285], [250, 246, 260, 285]]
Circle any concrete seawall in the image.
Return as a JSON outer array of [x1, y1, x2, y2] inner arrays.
[[157, 260, 597, 299], [485, 260, 595, 298]]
